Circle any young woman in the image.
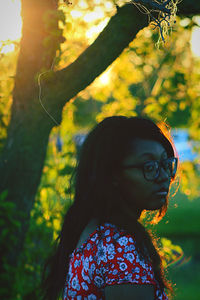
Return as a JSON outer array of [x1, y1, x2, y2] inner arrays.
[[42, 116, 178, 300]]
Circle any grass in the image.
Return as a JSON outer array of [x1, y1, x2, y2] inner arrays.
[[153, 190, 200, 300], [156, 190, 200, 236], [168, 241, 200, 300]]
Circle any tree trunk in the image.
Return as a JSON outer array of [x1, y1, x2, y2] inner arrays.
[[0, 0, 59, 296]]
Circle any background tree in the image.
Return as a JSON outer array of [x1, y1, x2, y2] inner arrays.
[[0, 0, 200, 298]]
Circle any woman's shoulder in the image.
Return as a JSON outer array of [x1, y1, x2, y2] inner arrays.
[[72, 221, 138, 260], [99, 222, 137, 246], [76, 222, 136, 248], [67, 222, 158, 296]]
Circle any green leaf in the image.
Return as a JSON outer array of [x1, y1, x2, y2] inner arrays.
[[0, 190, 8, 201], [59, 165, 74, 176]]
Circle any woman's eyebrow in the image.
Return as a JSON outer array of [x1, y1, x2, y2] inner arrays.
[[139, 152, 156, 159], [139, 151, 167, 159]]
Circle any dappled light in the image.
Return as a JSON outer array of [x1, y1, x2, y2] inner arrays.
[[0, 0, 200, 299], [191, 26, 200, 57], [0, 0, 22, 53]]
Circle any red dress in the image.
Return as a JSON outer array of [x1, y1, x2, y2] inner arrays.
[[63, 223, 168, 300]]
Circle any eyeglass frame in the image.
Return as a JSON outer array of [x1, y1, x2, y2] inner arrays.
[[120, 157, 178, 181]]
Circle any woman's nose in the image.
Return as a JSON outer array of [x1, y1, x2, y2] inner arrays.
[[156, 166, 170, 182]]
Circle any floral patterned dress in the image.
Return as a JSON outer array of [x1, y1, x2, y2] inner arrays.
[[63, 223, 168, 300]]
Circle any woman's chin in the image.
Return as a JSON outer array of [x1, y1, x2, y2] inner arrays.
[[146, 197, 166, 211]]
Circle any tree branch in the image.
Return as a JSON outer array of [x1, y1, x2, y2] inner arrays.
[[44, 0, 200, 125], [177, 0, 200, 16], [44, 4, 148, 123]]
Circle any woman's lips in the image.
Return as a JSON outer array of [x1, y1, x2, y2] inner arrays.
[[155, 191, 168, 196]]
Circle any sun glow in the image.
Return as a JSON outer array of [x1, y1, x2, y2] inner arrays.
[[70, 10, 83, 19], [190, 26, 200, 57], [0, 0, 22, 53], [83, 9, 104, 23], [95, 67, 112, 87], [86, 18, 109, 40]]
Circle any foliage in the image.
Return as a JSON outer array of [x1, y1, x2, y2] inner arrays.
[[160, 237, 183, 269], [0, 1, 200, 298], [156, 189, 200, 236], [0, 190, 20, 298], [0, 45, 19, 152]]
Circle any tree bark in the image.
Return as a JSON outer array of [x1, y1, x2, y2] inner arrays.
[[0, 0, 59, 295], [0, 0, 200, 296]]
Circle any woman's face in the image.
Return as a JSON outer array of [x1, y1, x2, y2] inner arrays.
[[115, 138, 172, 214]]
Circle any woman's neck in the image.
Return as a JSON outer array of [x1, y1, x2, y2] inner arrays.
[[107, 204, 142, 232], [115, 202, 142, 221]]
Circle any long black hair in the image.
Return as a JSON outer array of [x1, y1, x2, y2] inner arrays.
[[41, 116, 177, 300]]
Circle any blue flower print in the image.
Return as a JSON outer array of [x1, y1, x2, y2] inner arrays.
[[119, 262, 127, 271], [68, 289, 77, 297], [97, 242, 107, 264], [87, 242, 91, 250], [124, 245, 132, 253], [74, 259, 81, 268], [83, 257, 89, 271], [88, 294, 97, 300], [126, 253, 135, 263], [135, 255, 142, 264], [105, 229, 110, 236], [106, 236, 111, 243], [139, 259, 147, 269], [117, 257, 124, 261], [68, 263, 73, 282], [88, 269, 94, 279], [129, 237, 134, 243], [89, 255, 93, 262], [141, 276, 147, 282], [128, 244, 136, 251], [64, 223, 168, 300], [107, 243, 115, 255], [96, 268, 101, 275], [124, 273, 133, 281], [112, 269, 118, 275], [118, 236, 128, 246], [81, 268, 91, 284], [142, 269, 147, 276], [91, 233, 98, 242], [90, 263, 96, 273], [149, 272, 154, 279], [113, 233, 120, 240], [94, 275, 104, 288], [71, 275, 80, 291], [81, 282, 89, 291], [134, 267, 140, 273], [108, 254, 115, 260]]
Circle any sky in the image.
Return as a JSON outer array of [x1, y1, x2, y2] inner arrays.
[[0, 0, 22, 41], [0, 0, 22, 53]]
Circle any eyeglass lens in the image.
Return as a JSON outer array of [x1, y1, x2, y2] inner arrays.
[[144, 158, 177, 180]]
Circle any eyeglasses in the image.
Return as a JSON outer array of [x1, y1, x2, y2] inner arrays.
[[121, 157, 178, 181]]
